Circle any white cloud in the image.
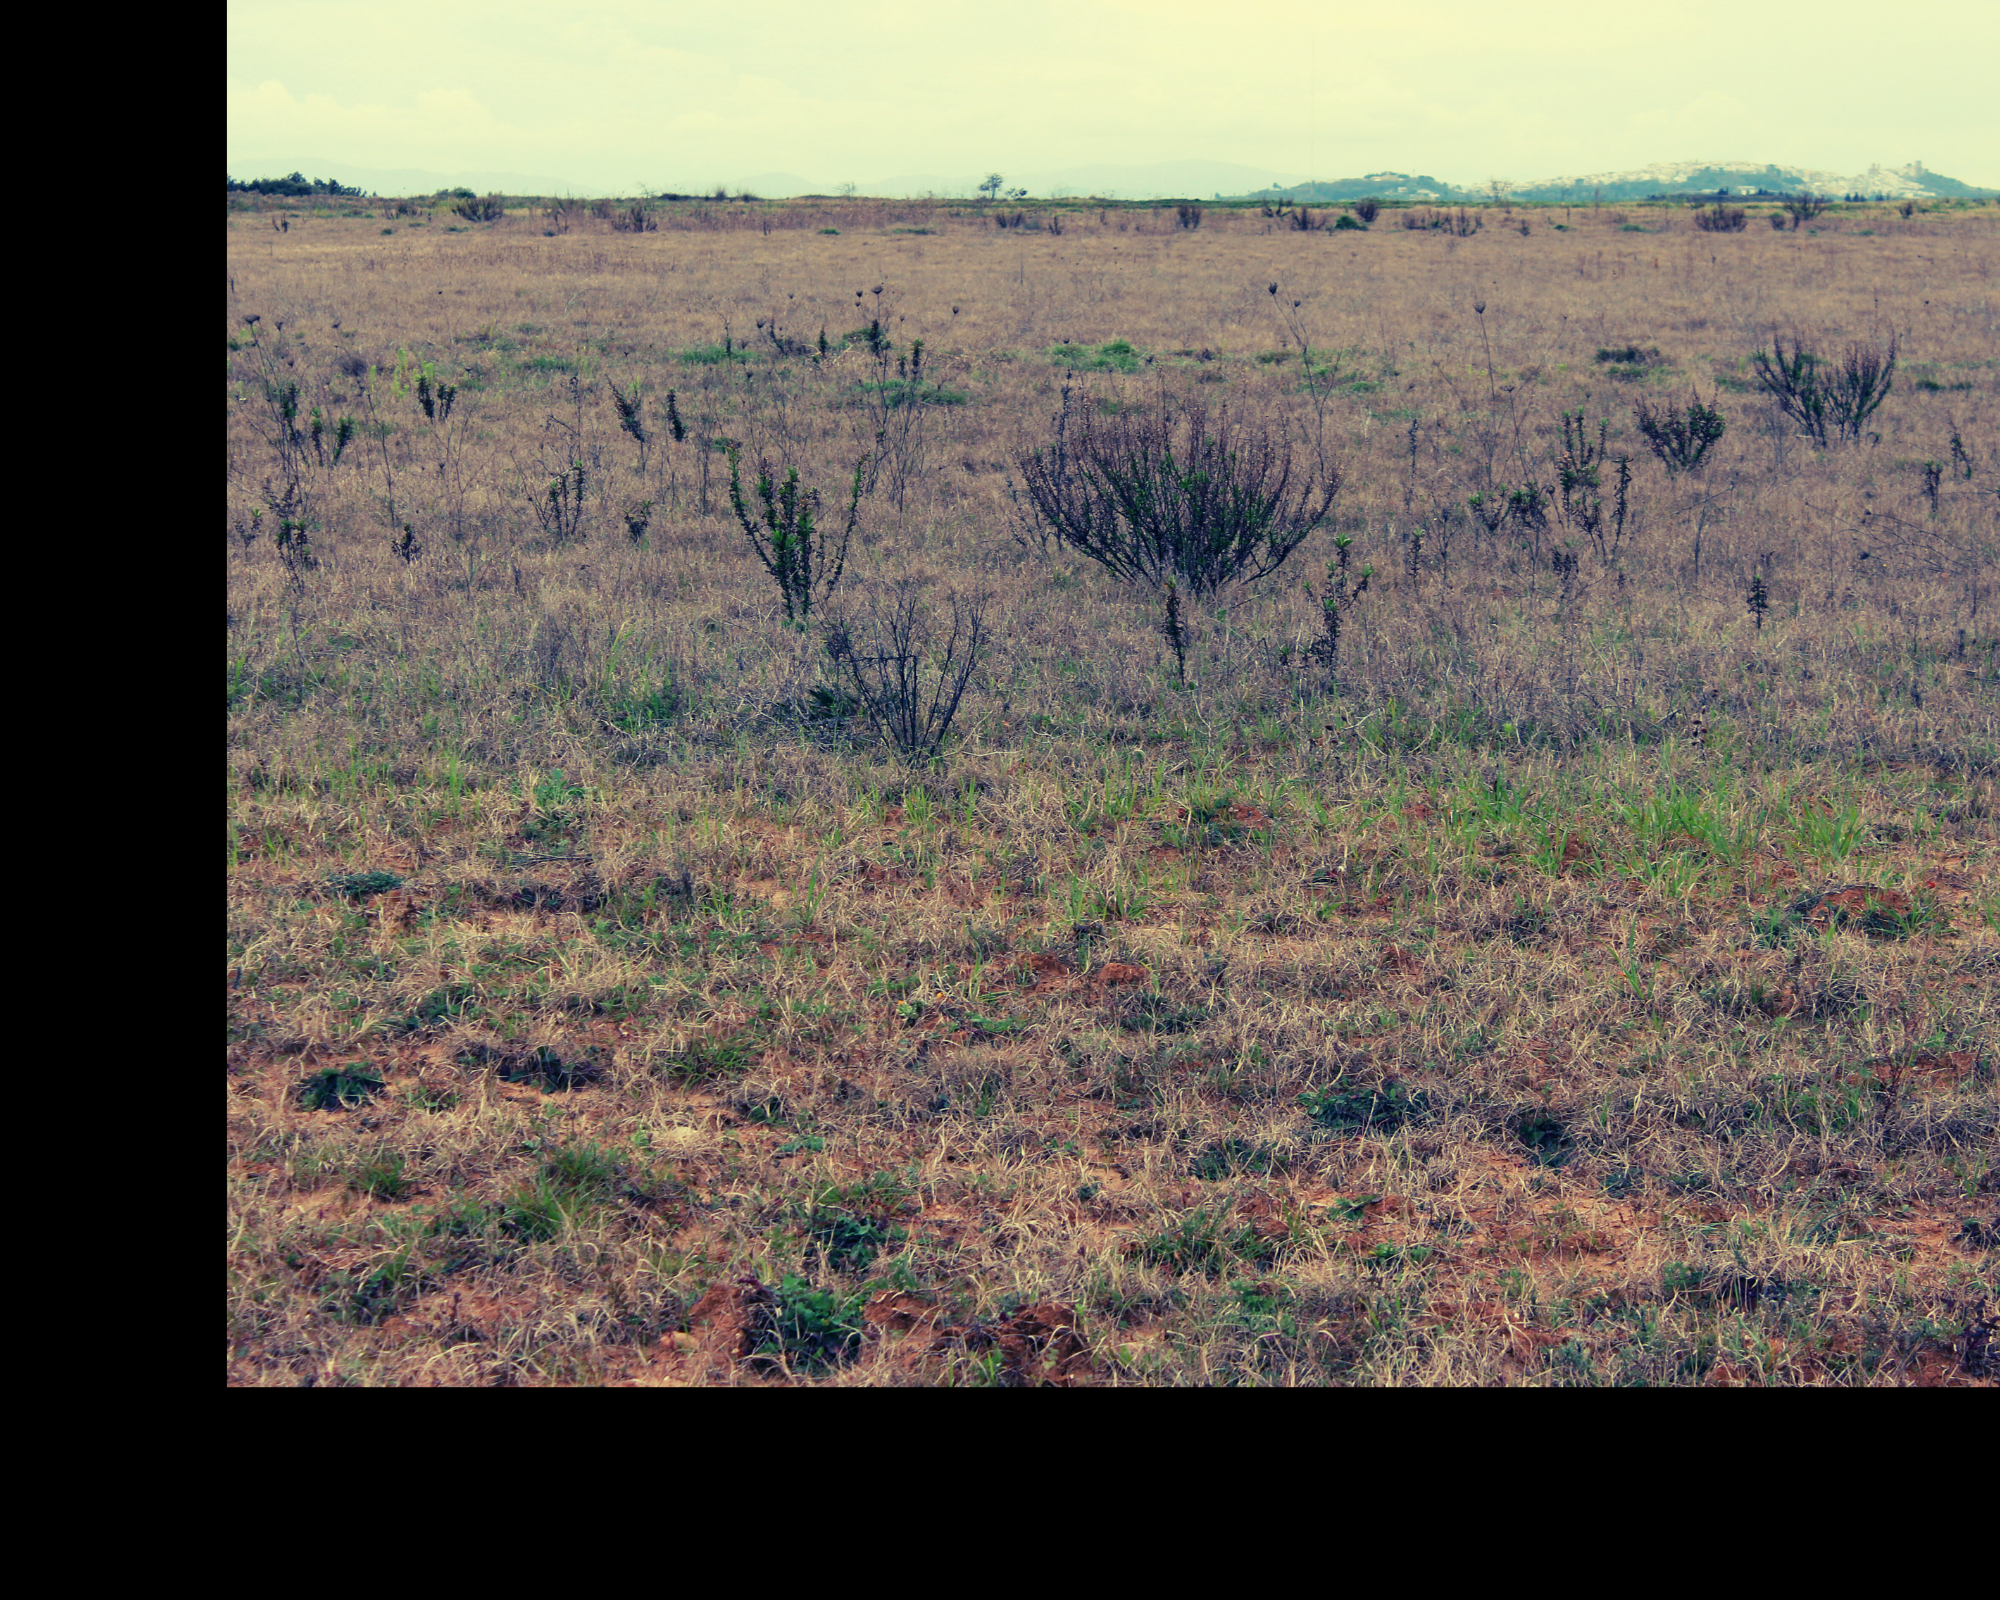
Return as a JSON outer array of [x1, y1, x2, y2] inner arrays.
[[227, 78, 525, 170]]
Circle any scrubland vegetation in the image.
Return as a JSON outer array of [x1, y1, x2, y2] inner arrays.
[[228, 193, 1996, 1385]]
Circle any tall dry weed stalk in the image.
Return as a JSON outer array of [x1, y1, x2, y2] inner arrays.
[[855, 316, 948, 512]]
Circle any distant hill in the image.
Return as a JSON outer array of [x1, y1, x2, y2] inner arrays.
[[229, 153, 1995, 205], [1225, 160, 1994, 206], [1234, 172, 1452, 204], [1504, 160, 1992, 202]]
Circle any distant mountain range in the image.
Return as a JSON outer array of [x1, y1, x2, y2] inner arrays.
[[229, 155, 1994, 203], [1511, 159, 1989, 201], [1238, 161, 1993, 205]]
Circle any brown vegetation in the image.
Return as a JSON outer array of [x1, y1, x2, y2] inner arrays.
[[228, 193, 1996, 1386]]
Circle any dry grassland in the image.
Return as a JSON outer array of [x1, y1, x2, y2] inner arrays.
[[228, 195, 1998, 1385]]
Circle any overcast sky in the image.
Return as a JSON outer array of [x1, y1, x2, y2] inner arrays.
[[227, 0, 2000, 194]]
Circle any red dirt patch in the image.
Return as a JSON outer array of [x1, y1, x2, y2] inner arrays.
[[1857, 1050, 1978, 1089], [1015, 951, 1080, 994], [1746, 856, 1801, 895], [966, 1301, 1095, 1386], [660, 1276, 762, 1380], [381, 1288, 539, 1343], [1807, 885, 1913, 933], [1380, 945, 1424, 978]]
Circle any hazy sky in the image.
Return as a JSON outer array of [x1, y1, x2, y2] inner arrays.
[[227, 0, 2000, 193]]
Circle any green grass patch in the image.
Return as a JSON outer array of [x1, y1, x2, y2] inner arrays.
[[855, 379, 968, 408], [748, 1275, 866, 1373], [1130, 1207, 1272, 1275], [1049, 338, 1144, 373]]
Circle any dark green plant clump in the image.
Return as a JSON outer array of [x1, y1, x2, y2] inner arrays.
[[727, 447, 867, 626], [746, 1274, 866, 1373], [1633, 391, 1727, 474]]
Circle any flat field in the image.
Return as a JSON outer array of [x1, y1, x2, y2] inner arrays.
[[227, 195, 1998, 1385]]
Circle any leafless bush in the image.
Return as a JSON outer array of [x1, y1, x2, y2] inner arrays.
[[452, 195, 506, 223], [1400, 207, 1479, 236], [1353, 198, 1381, 226], [824, 584, 988, 764], [1014, 386, 1338, 600], [1692, 205, 1748, 233]]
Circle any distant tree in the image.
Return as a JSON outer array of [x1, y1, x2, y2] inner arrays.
[[979, 173, 1004, 201], [226, 171, 360, 197]]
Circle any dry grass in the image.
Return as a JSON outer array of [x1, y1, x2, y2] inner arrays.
[[227, 194, 1997, 1386]]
